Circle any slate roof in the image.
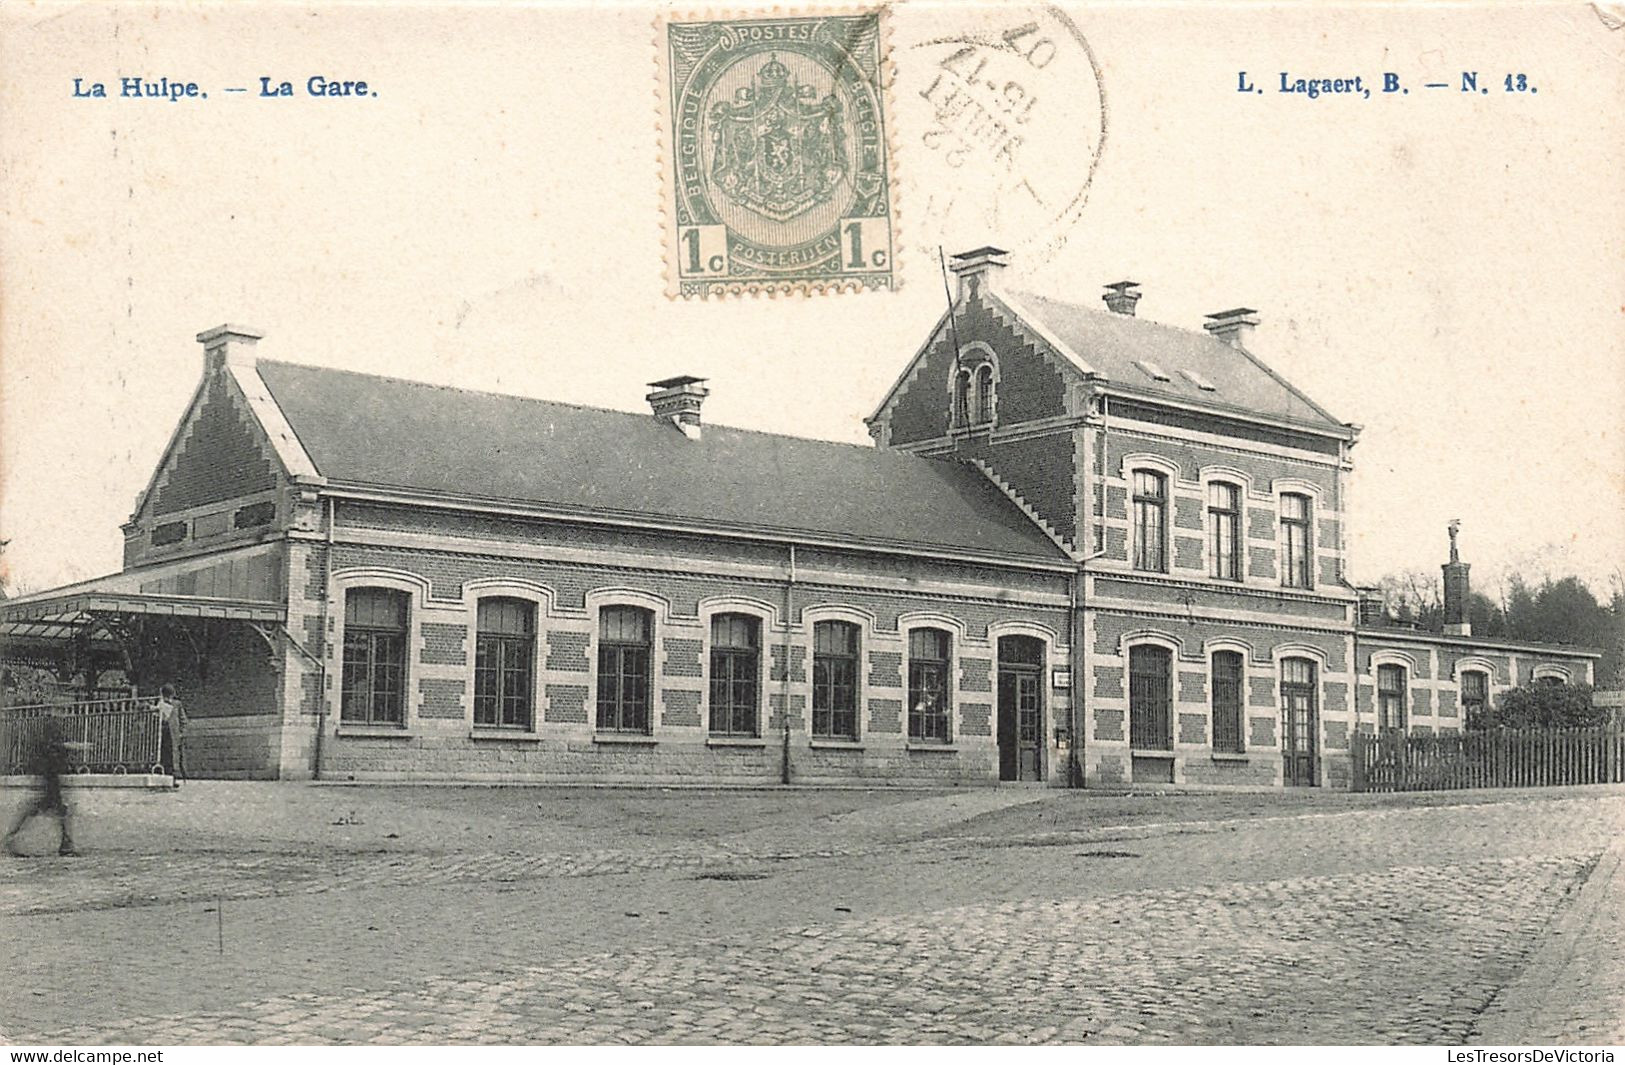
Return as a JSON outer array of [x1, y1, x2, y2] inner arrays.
[[1001, 290, 1350, 434], [256, 361, 1069, 564]]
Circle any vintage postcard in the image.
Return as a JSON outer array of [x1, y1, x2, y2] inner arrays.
[[0, 0, 1621, 1052]]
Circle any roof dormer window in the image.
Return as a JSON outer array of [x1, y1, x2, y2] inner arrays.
[[1180, 368, 1217, 391], [1133, 359, 1172, 383]]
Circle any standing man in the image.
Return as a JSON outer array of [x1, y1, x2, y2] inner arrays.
[[4, 711, 78, 857], [156, 683, 187, 787]]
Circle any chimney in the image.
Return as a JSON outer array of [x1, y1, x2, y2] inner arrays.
[[647, 375, 709, 440], [1203, 308, 1259, 349], [1355, 585, 1387, 627], [948, 246, 1009, 300], [1442, 519, 1471, 635], [197, 324, 263, 372], [1102, 281, 1142, 316]]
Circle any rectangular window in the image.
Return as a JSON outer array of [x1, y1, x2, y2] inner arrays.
[[233, 501, 276, 529], [151, 521, 187, 547], [1377, 664, 1407, 731], [597, 606, 652, 733], [1129, 645, 1172, 750], [1207, 482, 1241, 581], [708, 613, 759, 736], [907, 628, 951, 742], [341, 588, 409, 726], [1281, 494, 1312, 589], [813, 621, 860, 740], [1133, 471, 1168, 572], [1211, 651, 1245, 753], [474, 598, 535, 729]]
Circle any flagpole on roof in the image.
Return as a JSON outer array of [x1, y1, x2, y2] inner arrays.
[[938, 247, 965, 420]]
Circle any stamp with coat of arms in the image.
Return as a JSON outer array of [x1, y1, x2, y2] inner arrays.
[[658, 11, 896, 297]]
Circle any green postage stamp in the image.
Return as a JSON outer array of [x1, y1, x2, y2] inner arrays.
[[659, 12, 896, 297]]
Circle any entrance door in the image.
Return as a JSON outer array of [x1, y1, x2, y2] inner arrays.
[[1281, 657, 1318, 787], [997, 636, 1044, 782]]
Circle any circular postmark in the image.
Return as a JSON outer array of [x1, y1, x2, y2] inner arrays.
[[892, 3, 1107, 266]]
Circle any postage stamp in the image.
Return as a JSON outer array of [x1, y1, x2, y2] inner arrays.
[[658, 11, 897, 298]]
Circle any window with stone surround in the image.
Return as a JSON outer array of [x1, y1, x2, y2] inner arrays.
[[1211, 651, 1245, 753], [1281, 493, 1313, 589], [908, 628, 952, 742], [1132, 470, 1168, 573], [708, 613, 760, 737], [341, 588, 408, 726], [597, 605, 652, 734], [1129, 644, 1173, 750], [1377, 663, 1408, 731], [952, 368, 972, 428], [973, 364, 995, 424], [813, 620, 860, 740], [474, 597, 535, 729], [1460, 670, 1489, 726], [1207, 482, 1241, 581]]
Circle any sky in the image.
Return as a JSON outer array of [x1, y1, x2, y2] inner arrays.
[[1, 2, 1621, 599]]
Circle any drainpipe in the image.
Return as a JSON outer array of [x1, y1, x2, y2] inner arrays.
[[782, 544, 796, 785], [311, 495, 334, 781]]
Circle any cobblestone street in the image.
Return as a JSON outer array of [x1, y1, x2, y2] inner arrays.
[[2, 783, 1621, 1045]]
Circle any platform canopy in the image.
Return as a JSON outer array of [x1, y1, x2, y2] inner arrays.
[[0, 567, 286, 684]]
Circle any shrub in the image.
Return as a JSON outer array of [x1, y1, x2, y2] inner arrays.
[[1472, 683, 1605, 730]]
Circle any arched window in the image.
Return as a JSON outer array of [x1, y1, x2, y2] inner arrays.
[[1132, 470, 1168, 572], [709, 613, 760, 737], [908, 628, 952, 742], [1281, 493, 1313, 589], [974, 364, 995, 424], [475, 597, 535, 729], [1460, 670, 1489, 726], [1207, 482, 1241, 581], [952, 369, 972, 427], [812, 620, 860, 740], [597, 606, 652, 733], [1128, 644, 1173, 750], [341, 588, 409, 726], [1211, 650, 1245, 753], [1377, 663, 1407, 732]]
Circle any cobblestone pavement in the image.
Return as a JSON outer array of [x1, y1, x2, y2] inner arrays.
[[1475, 834, 1625, 1045], [2, 785, 1622, 1045]]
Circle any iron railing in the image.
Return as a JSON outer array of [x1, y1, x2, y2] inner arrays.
[[1, 697, 162, 775]]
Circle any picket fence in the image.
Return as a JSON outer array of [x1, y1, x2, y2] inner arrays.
[[1351, 724, 1625, 793]]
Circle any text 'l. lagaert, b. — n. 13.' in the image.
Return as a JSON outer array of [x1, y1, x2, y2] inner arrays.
[[1237, 70, 1539, 99], [71, 76, 378, 101]]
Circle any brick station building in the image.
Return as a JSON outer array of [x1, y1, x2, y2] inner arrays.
[[0, 247, 1597, 786]]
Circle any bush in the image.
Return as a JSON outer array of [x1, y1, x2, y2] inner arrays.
[[1472, 683, 1605, 730]]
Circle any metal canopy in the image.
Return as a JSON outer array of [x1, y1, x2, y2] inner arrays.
[[0, 590, 285, 627], [0, 574, 287, 682]]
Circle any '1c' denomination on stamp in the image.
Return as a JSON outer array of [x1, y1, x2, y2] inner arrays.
[[659, 11, 896, 298]]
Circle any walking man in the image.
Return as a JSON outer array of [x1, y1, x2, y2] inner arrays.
[[5, 711, 78, 857]]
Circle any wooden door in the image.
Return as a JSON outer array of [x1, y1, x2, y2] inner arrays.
[[1282, 679, 1318, 787], [997, 636, 1045, 783]]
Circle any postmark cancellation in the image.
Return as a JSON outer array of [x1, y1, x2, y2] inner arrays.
[[659, 11, 897, 297]]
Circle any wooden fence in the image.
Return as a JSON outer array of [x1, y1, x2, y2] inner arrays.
[[1, 697, 162, 775], [1351, 725, 1625, 793]]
